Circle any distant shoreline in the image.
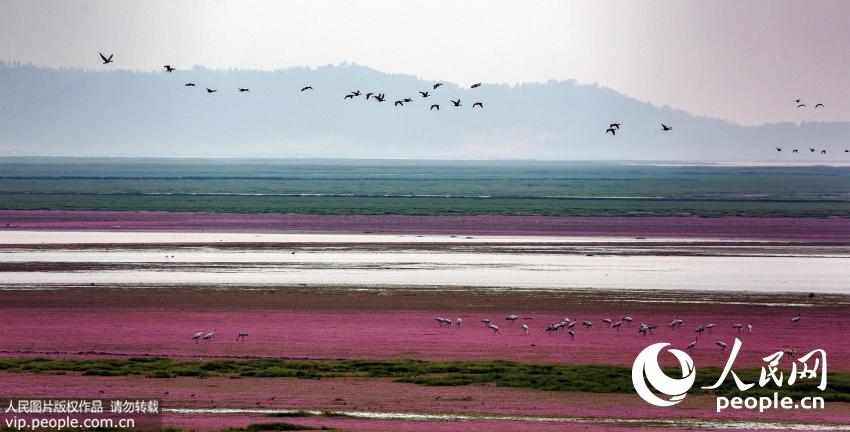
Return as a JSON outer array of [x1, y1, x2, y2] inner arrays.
[[3, 210, 850, 240]]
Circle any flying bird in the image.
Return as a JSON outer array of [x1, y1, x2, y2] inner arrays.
[[163, 65, 175, 73], [792, 149, 798, 153], [794, 99, 801, 103], [99, 53, 114, 64], [301, 86, 313, 91], [352, 90, 361, 96], [776, 147, 782, 152], [430, 104, 440, 111], [238, 88, 250, 92], [810, 147, 816, 152], [450, 99, 461, 107], [419, 91, 430, 98], [472, 102, 484, 108], [821, 149, 827, 154], [366, 92, 374, 100], [609, 123, 621, 129], [471, 83, 482, 88], [606, 128, 617, 135], [403, 98, 413, 103], [394, 100, 404, 107], [661, 124, 672, 131], [184, 83, 196, 87], [797, 104, 806, 108], [206, 88, 217, 93], [433, 83, 443, 89], [815, 103, 824, 108]]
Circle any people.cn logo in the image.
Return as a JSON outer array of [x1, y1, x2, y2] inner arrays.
[[632, 342, 696, 407]]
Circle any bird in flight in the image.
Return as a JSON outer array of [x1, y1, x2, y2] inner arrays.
[[238, 88, 250, 92], [797, 104, 807, 108], [792, 149, 798, 153], [99, 53, 114, 64], [301, 86, 313, 92], [163, 65, 175, 73], [374, 93, 386, 102], [430, 104, 440, 111], [472, 102, 484, 108], [794, 99, 801, 103], [821, 149, 827, 154], [776, 147, 782, 152], [450, 99, 461, 107], [206, 88, 217, 93], [351, 90, 361, 96], [394, 100, 404, 107], [433, 83, 443, 89], [810, 147, 816, 152], [605, 128, 617, 135], [366, 92, 374, 100], [344, 94, 354, 100], [403, 98, 413, 103], [419, 91, 430, 98], [184, 83, 196, 87], [471, 83, 482, 88], [815, 103, 824, 108], [609, 123, 621, 129], [661, 124, 672, 131]]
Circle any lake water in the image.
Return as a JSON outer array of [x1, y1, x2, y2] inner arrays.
[[1, 231, 848, 294]]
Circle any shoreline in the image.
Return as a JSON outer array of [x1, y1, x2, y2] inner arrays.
[[3, 210, 850, 240]]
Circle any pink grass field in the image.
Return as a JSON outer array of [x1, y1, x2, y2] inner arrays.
[[3, 210, 850, 239]]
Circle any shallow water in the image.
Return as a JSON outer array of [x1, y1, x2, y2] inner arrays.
[[1, 233, 849, 293], [165, 408, 850, 431]]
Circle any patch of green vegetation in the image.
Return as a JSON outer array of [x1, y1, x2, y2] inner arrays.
[[0, 357, 847, 402]]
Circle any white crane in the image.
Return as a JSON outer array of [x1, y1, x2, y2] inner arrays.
[[567, 330, 575, 341], [733, 323, 744, 333], [602, 319, 613, 327], [456, 318, 462, 327], [435, 317, 453, 327], [716, 341, 728, 353], [791, 314, 801, 326], [612, 321, 623, 331], [582, 321, 594, 330], [202, 329, 216, 343], [191, 329, 204, 343], [481, 319, 491, 326], [506, 314, 519, 324], [521, 324, 529, 335], [623, 316, 634, 328], [704, 323, 716, 333], [686, 340, 697, 352], [488, 323, 501, 334]]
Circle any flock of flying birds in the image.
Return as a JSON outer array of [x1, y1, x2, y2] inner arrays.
[[99, 52, 847, 155], [99, 52, 486, 111], [775, 98, 848, 155]]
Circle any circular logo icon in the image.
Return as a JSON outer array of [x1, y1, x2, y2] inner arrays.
[[632, 342, 696, 406]]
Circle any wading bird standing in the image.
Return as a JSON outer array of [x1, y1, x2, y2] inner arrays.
[[488, 323, 501, 334], [506, 314, 519, 324], [792, 314, 801, 326], [686, 340, 697, 352], [435, 317, 453, 327], [521, 324, 529, 335], [192, 329, 204, 343], [456, 318, 462, 327], [717, 341, 728, 353], [237, 332, 248, 342], [202, 329, 216, 343]]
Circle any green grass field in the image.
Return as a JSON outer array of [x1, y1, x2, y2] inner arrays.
[[1, 158, 849, 217], [1, 357, 846, 402]]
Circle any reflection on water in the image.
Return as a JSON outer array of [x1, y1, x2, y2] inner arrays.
[[0, 247, 848, 294]]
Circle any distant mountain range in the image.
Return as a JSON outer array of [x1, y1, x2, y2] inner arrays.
[[1, 61, 848, 161]]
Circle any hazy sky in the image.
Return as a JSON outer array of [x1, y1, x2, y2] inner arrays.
[[2, 0, 849, 125]]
